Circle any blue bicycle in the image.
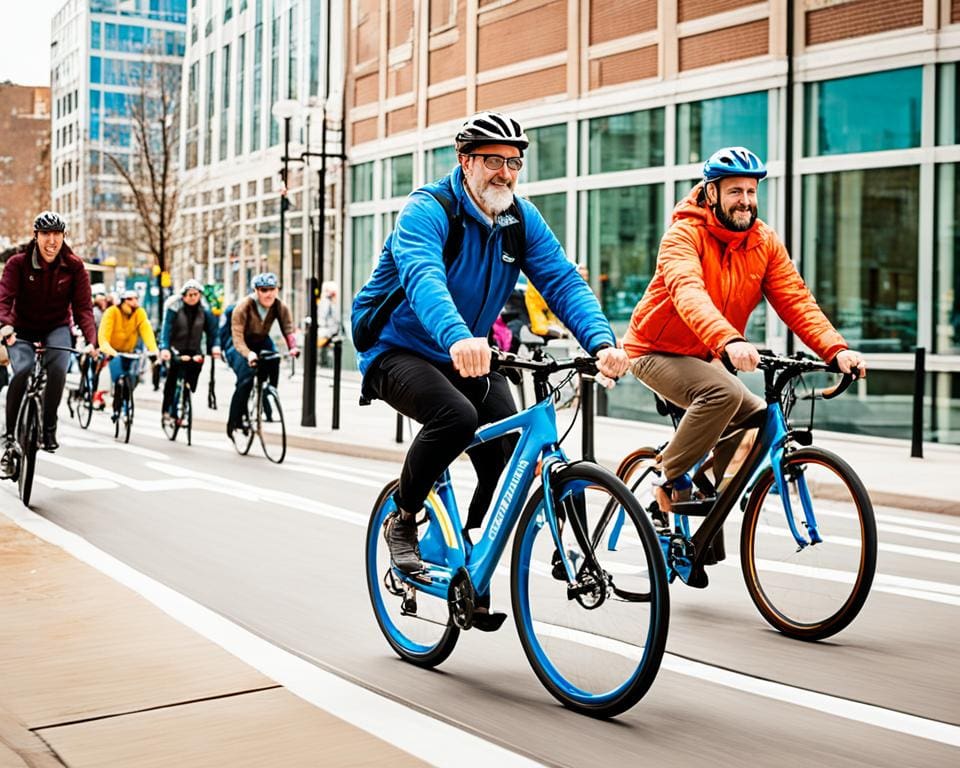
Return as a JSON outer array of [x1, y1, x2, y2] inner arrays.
[[366, 352, 670, 718], [614, 352, 876, 641]]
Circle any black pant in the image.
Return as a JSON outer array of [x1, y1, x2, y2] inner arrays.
[[371, 350, 517, 531], [6, 325, 72, 436], [162, 357, 203, 415]]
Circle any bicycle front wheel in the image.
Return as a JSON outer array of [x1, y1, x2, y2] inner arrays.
[[16, 397, 40, 507], [183, 386, 193, 446], [511, 462, 669, 718], [740, 447, 877, 641], [162, 382, 180, 441], [365, 479, 459, 667], [121, 378, 134, 444], [76, 379, 93, 430], [258, 386, 286, 463]]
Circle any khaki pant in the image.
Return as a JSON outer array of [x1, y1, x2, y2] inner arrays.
[[630, 354, 766, 485]]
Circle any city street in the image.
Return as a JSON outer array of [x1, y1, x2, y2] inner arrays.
[[4, 406, 958, 767]]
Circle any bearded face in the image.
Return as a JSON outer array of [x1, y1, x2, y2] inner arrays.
[[460, 144, 521, 217], [707, 177, 759, 232]]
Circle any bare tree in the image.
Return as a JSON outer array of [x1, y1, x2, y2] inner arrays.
[[104, 57, 182, 324]]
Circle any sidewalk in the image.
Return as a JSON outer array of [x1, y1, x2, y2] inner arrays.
[[131, 359, 960, 516]]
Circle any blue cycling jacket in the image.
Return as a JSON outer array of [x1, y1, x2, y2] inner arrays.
[[353, 166, 616, 381]]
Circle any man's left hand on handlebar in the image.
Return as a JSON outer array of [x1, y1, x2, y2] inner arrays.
[[834, 349, 867, 378], [595, 346, 629, 380]]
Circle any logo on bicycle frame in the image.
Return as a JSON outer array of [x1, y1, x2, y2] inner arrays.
[[488, 459, 529, 541]]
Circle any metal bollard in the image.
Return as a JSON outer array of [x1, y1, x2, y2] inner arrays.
[[581, 376, 595, 462], [332, 337, 342, 430], [910, 346, 925, 458]]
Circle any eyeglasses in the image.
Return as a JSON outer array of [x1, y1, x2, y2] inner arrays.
[[255, 286, 277, 292], [465, 154, 523, 172]]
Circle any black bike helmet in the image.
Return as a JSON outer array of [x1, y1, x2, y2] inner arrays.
[[455, 112, 529, 154], [33, 211, 66, 233]]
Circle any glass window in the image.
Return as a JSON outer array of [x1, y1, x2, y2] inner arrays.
[[236, 34, 246, 157], [91, 22, 101, 50], [383, 154, 414, 198], [937, 63, 959, 146], [586, 184, 664, 325], [588, 109, 664, 174], [351, 162, 374, 202], [224, 0, 234, 22], [89, 89, 101, 141], [802, 166, 919, 353], [204, 50, 215, 165], [382, 210, 399, 238], [426, 145, 457, 180], [270, 9, 280, 146], [309, 0, 321, 96], [251, 19, 263, 152], [805, 68, 921, 156], [351, 215, 375, 296], [677, 92, 767, 165], [935, 163, 960, 354], [287, 6, 298, 99], [89, 57, 101, 83], [220, 44, 231, 161], [522, 124, 566, 182], [528, 193, 566, 252]]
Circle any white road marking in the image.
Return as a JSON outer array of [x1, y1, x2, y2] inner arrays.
[[1, 504, 544, 768], [533, 622, 960, 748], [756, 524, 960, 564]]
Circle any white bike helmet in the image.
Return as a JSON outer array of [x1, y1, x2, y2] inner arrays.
[[455, 112, 529, 154]]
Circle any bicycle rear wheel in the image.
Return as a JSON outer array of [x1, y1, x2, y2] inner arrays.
[[616, 447, 665, 528], [740, 447, 877, 641], [16, 398, 40, 507], [162, 381, 181, 441], [365, 479, 459, 668], [75, 369, 94, 429], [121, 378, 134, 444], [258, 386, 286, 463], [183, 386, 193, 446], [511, 462, 669, 718]]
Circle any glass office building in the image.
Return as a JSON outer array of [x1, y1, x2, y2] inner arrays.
[[343, 1, 960, 444], [51, 0, 187, 270]]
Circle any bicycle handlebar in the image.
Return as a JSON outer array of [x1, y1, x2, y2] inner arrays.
[[491, 349, 599, 378], [756, 352, 860, 401]]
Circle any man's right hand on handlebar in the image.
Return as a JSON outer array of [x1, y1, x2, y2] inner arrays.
[[834, 349, 867, 378], [0, 325, 16, 346], [160, 349, 172, 363], [724, 340, 760, 372], [450, 337, 491, 378], [247, 350, 259, 367]]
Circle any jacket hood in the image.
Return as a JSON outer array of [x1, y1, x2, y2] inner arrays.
[[673, 184, 762, 250]]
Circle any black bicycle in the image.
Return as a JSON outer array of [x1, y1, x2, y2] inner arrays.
[[231, 350, 287, 463], [66, 352, 97, 429], [6, 343, 82, 507], [111, 352, 147, 444], [162, 352, 204, 446]]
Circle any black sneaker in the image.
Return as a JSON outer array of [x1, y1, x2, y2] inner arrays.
[[0, 439, 16, 479], [41, 429, 59, 453], [384, 511, 423, 574]]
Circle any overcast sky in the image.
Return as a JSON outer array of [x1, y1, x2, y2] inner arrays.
[[1, 2, 63, 87]]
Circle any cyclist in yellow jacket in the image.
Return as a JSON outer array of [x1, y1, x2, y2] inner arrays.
[[98, 289, 159, 421]]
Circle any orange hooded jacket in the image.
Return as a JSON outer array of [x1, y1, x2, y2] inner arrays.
[[622, 185, 847, 362]]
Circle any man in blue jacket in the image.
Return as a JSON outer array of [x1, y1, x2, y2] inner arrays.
[[353, 112, 629, 628]]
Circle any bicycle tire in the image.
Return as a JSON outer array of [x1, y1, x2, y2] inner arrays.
[[162, 380, 181, 441], [16, 397, 40, 507], [76, 382, 93, 429], [365, 479, 460, 667], [511, 462, 670, 718], [232, 387, 256, 455], [740, 446, 877, 641], [121, 377, 134, 444], [258, 386, 286, 463], [184, 385, 193, 446]]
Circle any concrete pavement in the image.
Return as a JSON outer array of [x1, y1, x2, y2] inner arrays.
[[1, 356, 957, 766]]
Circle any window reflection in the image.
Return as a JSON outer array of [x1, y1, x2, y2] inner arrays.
[[351, 215, 375, 295], [676, 92, 767, 165], [528, 193, 566, 252], [587, 109, 664, 174], [351, 162, 374, 202], [427, 145, 457, 180], [802, 167, 919, 352], [523, 124, 566, 182], [935, 163, 959, 354]]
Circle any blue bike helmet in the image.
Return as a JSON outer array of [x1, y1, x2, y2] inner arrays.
[[702, 147, 767, 184], [252, 272, 278, 289]]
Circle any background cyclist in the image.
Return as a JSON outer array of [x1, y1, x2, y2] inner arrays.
[[159, 278, 220, 428], [0, 211, 98, 471], [223, 272, 299, 440], [621, 146, 867, 519], [352, 112, 629, 628], [98, 289, 159, 422]]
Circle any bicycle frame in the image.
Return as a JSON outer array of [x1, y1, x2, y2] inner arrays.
[[648, 359, 851, 585], [393, 387, 572, 604]]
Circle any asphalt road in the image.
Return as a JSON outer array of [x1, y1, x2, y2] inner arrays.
[[8, 413, 960, 768]]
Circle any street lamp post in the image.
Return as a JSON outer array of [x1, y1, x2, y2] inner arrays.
[[271, 99, 300, 310]]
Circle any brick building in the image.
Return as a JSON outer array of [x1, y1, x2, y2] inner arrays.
[[0, 84, 52, 250], [342, 0, 960, 443]]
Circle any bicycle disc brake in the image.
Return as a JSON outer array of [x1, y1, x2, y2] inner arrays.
[[447, 568, 476, 629]]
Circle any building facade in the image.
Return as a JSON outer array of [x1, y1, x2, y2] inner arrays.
[[175, 0, 345, 319], [0, 85, 52, 250], [343, 0, 960, 444], [50, 0, 187, 278]]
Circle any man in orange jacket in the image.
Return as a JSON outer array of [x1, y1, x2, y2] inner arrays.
[[622, 147, 866, 517]]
